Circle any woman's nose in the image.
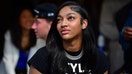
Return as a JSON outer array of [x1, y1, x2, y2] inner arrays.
[[61, 19, 68, 27]]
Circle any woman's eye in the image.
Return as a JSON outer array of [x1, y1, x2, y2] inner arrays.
[[68, 16, 74, 20], [57, 18, 62, 23]]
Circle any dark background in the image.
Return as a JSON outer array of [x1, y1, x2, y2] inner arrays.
[[0, 0, 103, 38]]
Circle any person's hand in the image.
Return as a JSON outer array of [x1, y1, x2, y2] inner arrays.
[[123, 27, 132, 40]]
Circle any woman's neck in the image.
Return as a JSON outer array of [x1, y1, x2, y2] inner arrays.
[[63, 36, 82, 52], [22, 29, 30, 37], [21, 29, 30, 50]]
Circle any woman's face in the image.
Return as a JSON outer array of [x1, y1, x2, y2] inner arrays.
[[57, 6, 86, 40], [19, 9, 34, 30]]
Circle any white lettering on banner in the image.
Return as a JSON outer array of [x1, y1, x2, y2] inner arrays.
[[68, 63, 85, 73]]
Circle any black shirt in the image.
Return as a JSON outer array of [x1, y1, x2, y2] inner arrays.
[[28, 46, 110, 74]]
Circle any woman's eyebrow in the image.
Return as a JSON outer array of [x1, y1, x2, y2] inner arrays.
[[57, 15, 61, 17], [67, 13, 76, 16], [57, 12, 76, 18]]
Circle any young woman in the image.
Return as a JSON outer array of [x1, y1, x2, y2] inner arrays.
[[28, 1, 110, 74], [3, 5, 45, 74]]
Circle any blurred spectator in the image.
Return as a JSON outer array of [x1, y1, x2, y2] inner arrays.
[[32, 3, 57, 40], [2, 4, 45, 74], [99, 0, 130, 73], [116, 1, 132, 73]]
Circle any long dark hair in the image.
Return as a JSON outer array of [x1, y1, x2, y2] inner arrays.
[[10, 5, 36, 51], [46, 1, 97, 73]]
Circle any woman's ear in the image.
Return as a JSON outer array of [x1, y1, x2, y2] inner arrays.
[[82, 19, 88, 29]]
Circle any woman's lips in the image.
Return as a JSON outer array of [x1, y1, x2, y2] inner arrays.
[[61, 30, 70, 35]]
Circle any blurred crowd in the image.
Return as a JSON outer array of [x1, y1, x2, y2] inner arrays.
[[0, 0, 132, 74]]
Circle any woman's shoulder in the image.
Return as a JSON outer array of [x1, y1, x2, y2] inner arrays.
[[28, 46, 50, 73], [95, 49, 110, 73], [32, 46, 48, 57], [29, 46, 48, 62], [37, 46, 47, 52], [96, 49, 109, 64]]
